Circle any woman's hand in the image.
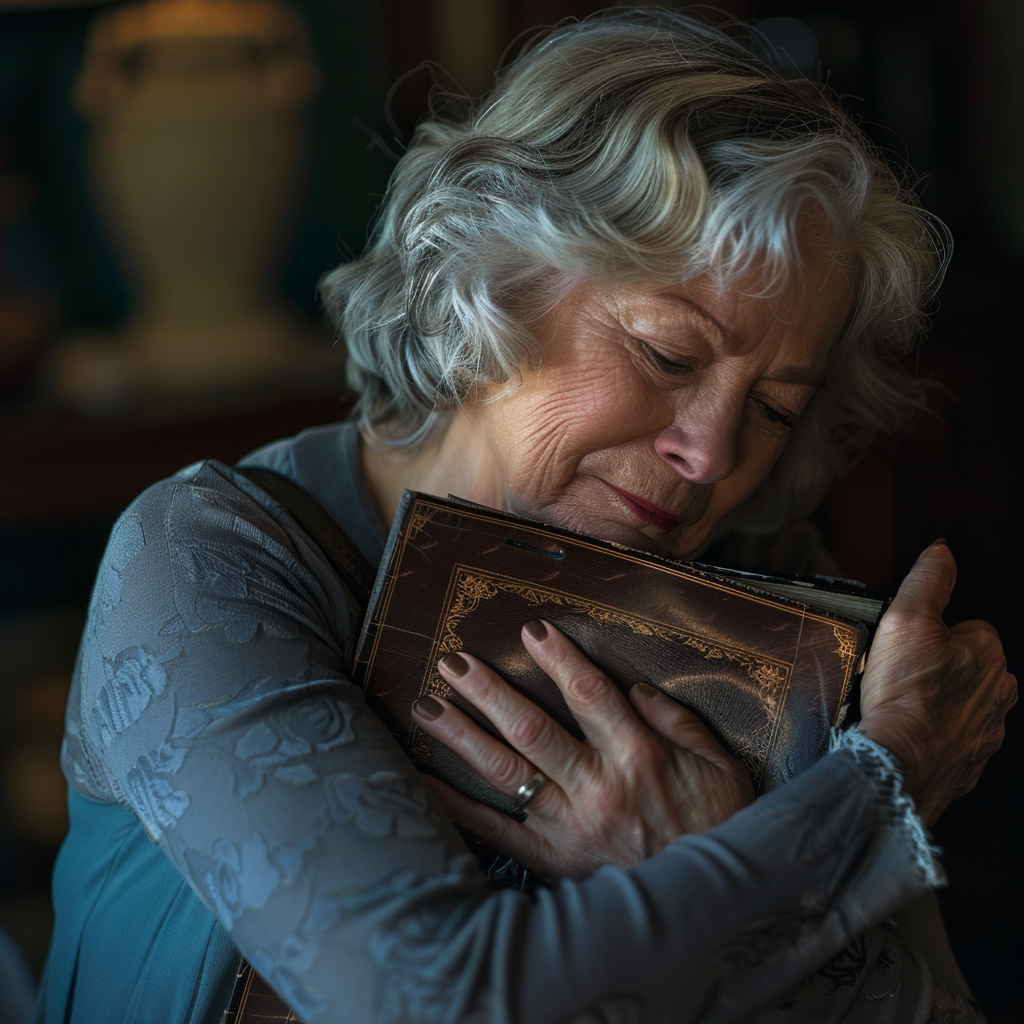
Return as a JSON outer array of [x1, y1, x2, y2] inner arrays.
[[411, 620, 754, 880], [858, 542, 1017, 826]]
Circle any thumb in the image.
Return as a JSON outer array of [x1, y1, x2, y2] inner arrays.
[[886, 541, 957, 627]]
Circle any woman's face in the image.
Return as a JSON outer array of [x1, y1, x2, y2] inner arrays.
[[445, 253, 853, 559]]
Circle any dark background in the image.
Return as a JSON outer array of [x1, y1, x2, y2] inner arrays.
[[0, 1, 1020, 1020]]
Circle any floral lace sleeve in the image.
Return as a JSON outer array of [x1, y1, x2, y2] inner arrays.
[[61, 460, 943, 1024], [751, 928, 986, 1024]]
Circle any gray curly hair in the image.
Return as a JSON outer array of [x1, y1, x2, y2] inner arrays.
[[319, 8, 949, 533]]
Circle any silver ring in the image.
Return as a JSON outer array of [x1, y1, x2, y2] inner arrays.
[[516, 772, 547, 808]]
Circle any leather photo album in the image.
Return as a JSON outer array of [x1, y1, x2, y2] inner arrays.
[[352, 491, 888, 816]]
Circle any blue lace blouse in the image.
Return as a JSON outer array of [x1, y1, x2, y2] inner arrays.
[[35, 421, 944, 1024]]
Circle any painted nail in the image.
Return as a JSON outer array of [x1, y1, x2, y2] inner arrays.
[[412, 695, 444, 720], [635, 682, 658, 698], [523, 619, 548, 642], [438, 653, 469, 677]]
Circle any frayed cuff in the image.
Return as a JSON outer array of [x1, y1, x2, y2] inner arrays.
[[830, 727, 945, 889]]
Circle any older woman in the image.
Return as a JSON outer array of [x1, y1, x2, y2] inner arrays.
[[37, 9, 1013, 1024]]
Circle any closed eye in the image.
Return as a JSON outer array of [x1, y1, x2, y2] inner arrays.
[[752, 398, 796, 430], [636, 340, 696, 378]]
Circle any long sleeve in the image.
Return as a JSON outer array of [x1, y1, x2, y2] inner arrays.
[[58, 459, 942, 1024]]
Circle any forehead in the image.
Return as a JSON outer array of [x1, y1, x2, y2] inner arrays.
[[610, 252, 855, 364]]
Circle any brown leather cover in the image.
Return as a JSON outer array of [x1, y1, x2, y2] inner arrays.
[[224, 961, 301, 1023], [353, 493, 870, 813]]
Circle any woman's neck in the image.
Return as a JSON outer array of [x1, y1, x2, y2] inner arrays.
[[360, 409, 497, 528]]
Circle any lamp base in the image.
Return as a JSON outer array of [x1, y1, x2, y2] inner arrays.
[[43, 319, 345, 418]]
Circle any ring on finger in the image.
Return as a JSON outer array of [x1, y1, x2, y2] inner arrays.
[[516, 772, 548, 808]]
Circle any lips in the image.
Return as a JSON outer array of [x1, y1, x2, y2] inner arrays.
[[606, 484, 681, 531]]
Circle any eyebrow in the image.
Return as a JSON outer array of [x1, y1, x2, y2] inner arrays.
[[761, 366, 827, 389], [655, 292, 733, 344], [652, 292, 827, 389]]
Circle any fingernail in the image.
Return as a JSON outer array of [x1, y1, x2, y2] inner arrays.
[[635, 682, 658, 698], [523, 619, 548, 642], [438, 653, 469, 677], [917, 538, 949, 561], [412, 695, 444, 720]]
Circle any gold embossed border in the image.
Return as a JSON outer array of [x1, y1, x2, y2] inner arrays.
[[418, 566, 794, 775]]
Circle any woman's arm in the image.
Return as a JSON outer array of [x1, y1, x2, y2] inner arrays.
[[63, 468, 999, 1023], [415, 544, 1012, 882], [417, 543, 1010, 1023]]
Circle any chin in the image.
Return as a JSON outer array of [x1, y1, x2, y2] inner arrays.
[[602, 522, 716, 562], [507, 493, 717, 560], [539, 505, 683, 558]]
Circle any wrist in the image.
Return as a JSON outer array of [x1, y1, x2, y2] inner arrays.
[[856, 713, 912, 765], [831, 727, 944, 888], [855, 716, 936, 825]]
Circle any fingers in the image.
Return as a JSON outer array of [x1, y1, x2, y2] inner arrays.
[[946, 623, 1013, 699], [419, 778, 532, 851], [885, 541, 957, 627], [420, 774, 518, 843], [419, 774, 565, 880], [627, 682, 746, 775], [629, 683, 754, 800], [520, 620, 650, 751], [949, 619, 1002, 642], [411, 686, 559, 813], [430, 650, 585, 785]]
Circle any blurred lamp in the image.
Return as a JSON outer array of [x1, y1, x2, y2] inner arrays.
[[45, 0, 339, 415]]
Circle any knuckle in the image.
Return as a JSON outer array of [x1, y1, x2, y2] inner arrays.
[[662, 710, 705, 745], [974, 632, 1004, 665], [880, 605, 918, 635], [484, 747, 522, 788], [981, 735, 1003, 760], [555, 746, 588, 788], [438, 716, 466, 744], [584, 781, 629, 824], [467, 672, 500, 704], [945, 639, 979, 677], [507, 707, 551, 751], [564, 667, 611, 705], [626, 736, 668, 777]]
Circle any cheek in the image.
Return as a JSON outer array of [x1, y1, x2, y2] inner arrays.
[[483, 393, 586, 500], [512, 365, 649, 462]]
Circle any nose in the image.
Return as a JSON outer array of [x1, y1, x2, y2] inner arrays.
[[653, 392, 741, 484]]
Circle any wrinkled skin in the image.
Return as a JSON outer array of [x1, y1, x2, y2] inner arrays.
[[858, 543, 1016, 827], [415, 544, 1016, 878], [365, 264, 1015, 879], [416, 628, 755, 879], [363, 261, 850, 561]]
